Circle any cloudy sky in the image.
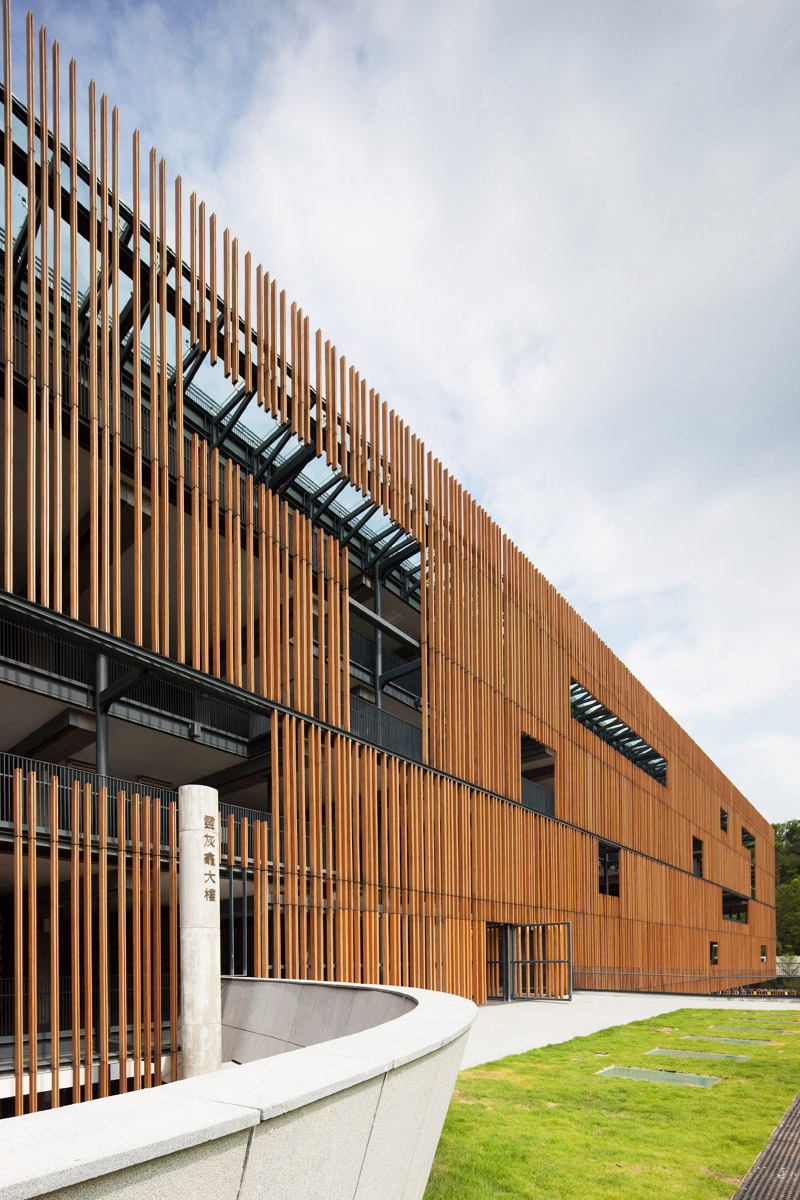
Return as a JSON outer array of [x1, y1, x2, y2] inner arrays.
[[19, 0, 800, 822]]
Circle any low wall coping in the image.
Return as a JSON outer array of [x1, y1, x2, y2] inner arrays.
[[1, 980, 476, 1200]]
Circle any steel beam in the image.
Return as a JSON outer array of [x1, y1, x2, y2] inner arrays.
[[181, 342, 207, 393], [253, 428, 293, 485], [269, 443, 316, 495], [211, 385, 255, 451], [365, 527, 406, 569], [377, 539, 419, 576], [119, 294, 150, 370], [379, 657, 422, 687], [98, 666, 148, 712], [314, 478, 349, 521], [339, 502, 379, 549], [195, 752, 273, 794], [349, 596, 420, 651], [12, 197, 40, 299], [8, 708, 95, 761], [77, 220, 133, 355], [252, 424, 286, 459], [167, 342, 206, 412]]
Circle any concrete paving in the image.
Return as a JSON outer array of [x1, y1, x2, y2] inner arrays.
[[462, 991, 800, 1069]]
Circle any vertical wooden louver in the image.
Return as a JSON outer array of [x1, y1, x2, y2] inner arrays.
[[0, 1, 775, 1120]]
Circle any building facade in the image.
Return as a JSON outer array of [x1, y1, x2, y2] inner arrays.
[[0, 5, 775, 1116]]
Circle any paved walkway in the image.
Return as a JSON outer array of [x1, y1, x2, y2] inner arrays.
[[462, 991, 800, 1068]]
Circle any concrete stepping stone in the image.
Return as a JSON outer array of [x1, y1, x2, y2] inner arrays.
[[646, 1047, 748, 1063], [683, 1035, 771, 1046], [597, 1064, 721, 1088]]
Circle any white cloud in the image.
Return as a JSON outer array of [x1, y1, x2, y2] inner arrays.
[[31, 0, 800, 820], [722, 735, 800, 826]]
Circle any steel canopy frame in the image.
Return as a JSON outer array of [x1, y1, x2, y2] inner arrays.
[[570, 679, 668, 784], [0, 89, 424, 616]]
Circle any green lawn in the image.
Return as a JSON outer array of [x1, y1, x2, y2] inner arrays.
[[425, 1008, 800, 1200]]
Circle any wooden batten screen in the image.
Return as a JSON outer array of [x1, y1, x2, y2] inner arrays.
[[3, 760, 177, 1116], [0, 3, 777, 1041], [219, 724, 476, 1002], [0, 4, 775, 875], [217, 721, 775, 1008], [0, 13, 353, 723]]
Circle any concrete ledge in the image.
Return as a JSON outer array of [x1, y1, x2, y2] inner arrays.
[[1, 980, 476, 1200]]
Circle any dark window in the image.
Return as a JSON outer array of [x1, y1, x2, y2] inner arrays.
[[520, 733, 555, 817], [598, 841, 620, 897], [761, 946, 767, 963], [720, 808, 728, 833], [742, 829, 756, 898], [692, 837, 703, 878], [710, 941, 719, 965], [722, 888, 748, 923], [570, 680, 667, 786]]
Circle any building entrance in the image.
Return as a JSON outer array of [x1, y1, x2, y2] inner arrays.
[[486, 921, 572, 1002]]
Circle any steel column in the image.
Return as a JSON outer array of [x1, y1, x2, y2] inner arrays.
[[95, 652, 109, 781]]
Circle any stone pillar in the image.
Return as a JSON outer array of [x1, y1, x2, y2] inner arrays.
[[178, 785, 222, 1079]]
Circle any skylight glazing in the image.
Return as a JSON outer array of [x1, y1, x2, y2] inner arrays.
[[570, 680, 667, 785]]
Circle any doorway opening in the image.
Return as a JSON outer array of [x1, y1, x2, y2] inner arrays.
[[486, 921, 572, 1002]]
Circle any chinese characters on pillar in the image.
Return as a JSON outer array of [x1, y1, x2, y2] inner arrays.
[[203, 814, 217, 901]]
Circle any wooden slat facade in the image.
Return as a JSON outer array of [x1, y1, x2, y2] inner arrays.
[[3, 764, 176, 1113], [0, 6, 775, 1117]]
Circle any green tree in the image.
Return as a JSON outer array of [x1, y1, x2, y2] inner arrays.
[[773, 821, 800, 886], [772, 823, 800, 959], [776, 877, 800, 955]]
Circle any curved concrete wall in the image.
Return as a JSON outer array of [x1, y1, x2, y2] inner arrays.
[[0, 980, 476, 1200], [221, 976, 418, 1061]]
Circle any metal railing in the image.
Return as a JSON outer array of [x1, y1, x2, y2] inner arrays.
[[0, 612, 91, 684], [0, 613, 426, 763], [349, 629, 422, 699], [719, 976, 800, 997], [349, 694, 422, 759], [219, 799, 272, 862], [0, 613, 258, 742], [573, 966, 781, 994], [0, 753, 178, 845], [0, 974, 174, 1041], [0, 610, 576, 807], [520, 777, 555, 817]]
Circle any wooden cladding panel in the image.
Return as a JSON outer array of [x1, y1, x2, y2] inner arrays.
[[38, 29, 49, 612], [0, 10, 774, 907], [146, 479, 354, 720], [2, 0, 12, 589], [422, 452, 773, 886], [0, 12, 776, 1104], [8, 768, 177, 1116], [25, 15, 36, 606], [0, 31, 357, 719], [226, 723, 773, 1009], [2, 13, 427, 598]]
